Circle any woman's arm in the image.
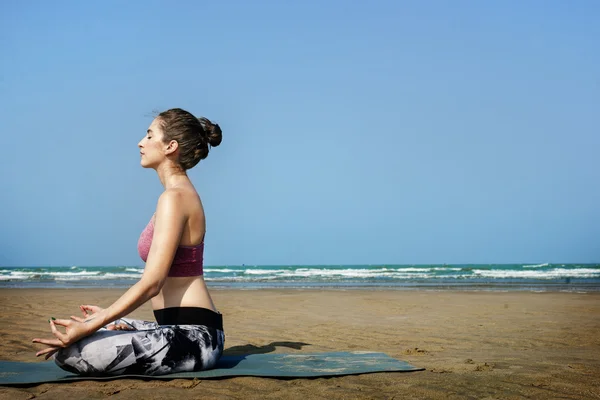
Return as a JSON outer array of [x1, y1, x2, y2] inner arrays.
[[90, 189, 187, 330], [33, 190, 187, 356]]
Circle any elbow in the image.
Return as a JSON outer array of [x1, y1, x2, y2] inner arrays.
[[147, 284, 161, 298], [141, 277, 164, 298]]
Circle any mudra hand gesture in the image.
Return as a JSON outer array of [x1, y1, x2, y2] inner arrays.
[[32, 304, 106, 360]]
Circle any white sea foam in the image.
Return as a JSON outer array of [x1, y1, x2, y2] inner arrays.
[[244, 269, 287, 275], [2, 264, 598, 286], [473, 268, 600, 279], [523, 263, 549, 268], [204, 269, 237, 273], [8, 270, 101, 277], [278, 269, 386, 278], [102, 273, 141, 278], [215, 269, 433, 280], [56, 273, 140, 281], [292, 268, 416, 276], [391, 267, 428, 272], [0, 275, 29, 280], [205, 275, 281, 282]]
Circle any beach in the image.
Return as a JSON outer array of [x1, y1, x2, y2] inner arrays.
[[0, 289, 599, 399]]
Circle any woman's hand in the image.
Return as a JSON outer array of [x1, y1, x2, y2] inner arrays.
[[73, 305, 133, 331], [32, 318, 95, 360], [79, 305, 103, 322], [107, 322, 135, 331]]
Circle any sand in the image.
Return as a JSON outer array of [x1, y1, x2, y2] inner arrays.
[[0, 288, 599, 399]]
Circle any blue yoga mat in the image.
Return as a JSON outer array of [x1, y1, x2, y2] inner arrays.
[[0, 352, 423, 385]]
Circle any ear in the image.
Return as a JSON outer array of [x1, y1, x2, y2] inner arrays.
[[165, 140, 179, 155]]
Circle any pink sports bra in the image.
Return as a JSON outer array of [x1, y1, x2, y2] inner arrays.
[[137, 217, 204, 277]]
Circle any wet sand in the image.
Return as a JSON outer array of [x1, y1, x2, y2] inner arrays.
[[0, 288, 599, 399]]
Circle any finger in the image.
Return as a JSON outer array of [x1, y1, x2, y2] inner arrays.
[[71, 315, 85, 323], [106, 323, 124, 330], [80, 307, 88, 318], [45, 349, 59, 360], [36, 346, 58, 357], [32, 337, 63, 346], [49, 321, 68, 343], [51, 318, 71, 327], [118, 324, 135, 331]]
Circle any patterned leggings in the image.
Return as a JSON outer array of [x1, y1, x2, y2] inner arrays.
[[54, 318, 225, 376]]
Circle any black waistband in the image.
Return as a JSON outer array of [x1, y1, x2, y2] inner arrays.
[[153, 307, 223, 330]]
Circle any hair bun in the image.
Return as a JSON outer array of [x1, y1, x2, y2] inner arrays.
[[198, 117, 222, 147], [208, 123, 222, 147]]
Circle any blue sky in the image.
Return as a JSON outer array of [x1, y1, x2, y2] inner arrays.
[[1, 1, 598, 266]]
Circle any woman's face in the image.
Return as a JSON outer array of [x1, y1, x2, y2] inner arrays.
[[138, 118, 167, 169]]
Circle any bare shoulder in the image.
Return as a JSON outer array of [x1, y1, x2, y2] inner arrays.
[[157, 188, 183, 207], [154, 189, 186, 221], [159, 187, 186, 202], [156, 186, 199, 218]]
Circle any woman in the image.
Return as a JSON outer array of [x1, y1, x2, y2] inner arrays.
[[32, 108, 224, 376]]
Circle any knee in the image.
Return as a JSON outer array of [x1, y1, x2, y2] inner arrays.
[[54, 346, 91, 375], [54, 337, 114, 376]]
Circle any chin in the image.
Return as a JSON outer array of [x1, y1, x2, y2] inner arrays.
[[140, 159, 158, 170]]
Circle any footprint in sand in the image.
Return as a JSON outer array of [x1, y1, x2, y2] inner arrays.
[[402, 347, 430, 355], [429, 368, 452, 373], [474, 362, 495, 371]]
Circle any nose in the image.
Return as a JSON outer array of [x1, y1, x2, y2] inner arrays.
[[138, 139, 143, 149]]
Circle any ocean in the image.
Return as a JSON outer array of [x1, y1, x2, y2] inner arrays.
[[1, 263, 599, 291]]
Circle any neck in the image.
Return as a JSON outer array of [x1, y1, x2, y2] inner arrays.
[[156, 162, 188, 189]]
